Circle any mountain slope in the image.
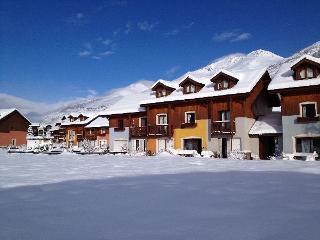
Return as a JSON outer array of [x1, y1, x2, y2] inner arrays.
[[5, 42, 319, 124]]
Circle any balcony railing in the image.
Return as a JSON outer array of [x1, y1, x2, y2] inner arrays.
[[211, 120, 235, 135], [130, 126, 147, 138], [85, 134, 97, 140], [296, 116, 320, 123], [147, 125, 172, 137], [114, 127, 125, 132]]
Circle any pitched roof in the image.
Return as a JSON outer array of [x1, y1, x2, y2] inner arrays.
[[268, 55, 320, 91], [290, 55, 320, 69], [141, 68, 268, 105], [85, 116, 109, 128], [151, 79, 178, 91], [249, 112, 282, 135], [0, 108, 31, 124], [0, 108, 16, 121], [210, 69, 240, 82], [178, 76, 205, 87]]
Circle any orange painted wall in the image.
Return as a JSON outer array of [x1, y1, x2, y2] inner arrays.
[[0, 131, 27, 146], [147, 138, 157, 154]]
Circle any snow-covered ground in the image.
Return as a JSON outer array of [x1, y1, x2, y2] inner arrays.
[[1, 150, 320, 240]]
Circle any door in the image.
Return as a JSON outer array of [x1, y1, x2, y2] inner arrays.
[[183, 139, 202, 154], [259, 137, 276, 159], [222, 138, 228, 158], [113, 140, 128, 152], [157, 139, 166, 153], [11, 139, 17, 146]]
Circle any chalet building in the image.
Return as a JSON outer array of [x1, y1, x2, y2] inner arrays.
[[108, 111, 147, 153], [84, 116, 109, 148], [26, 123, 53, 149], [60, 113, 98, 147], [141, 67, 280, 158], [269, 55, 320, 159], [0, 109, 31, 147]]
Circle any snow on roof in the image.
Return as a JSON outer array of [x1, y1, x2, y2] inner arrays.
[[211, 69, 240, 80], [85, 116, 109, 128], [0, 108, 16, 121], [179, 75, 204, 86], [30, 123, 40, 127], [61, 114, 98, 126], [249, 112, 282, 135], [0, 108, 30, 123], [151, 79, 178, 90], [290, 55, 320, 68], [141, 68, 268, 105], [268, 55, 320, 91]]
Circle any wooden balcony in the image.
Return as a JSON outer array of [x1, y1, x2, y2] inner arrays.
[[211, 120, 235, 135], [296, 116, 320, 123], [147, 125, 172, 137], [181, 122, 197, 128], [130, 126, 147, 138]]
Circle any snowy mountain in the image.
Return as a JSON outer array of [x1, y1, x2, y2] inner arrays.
[[5, 41, 319, 124], [42, 80, 153, 124]]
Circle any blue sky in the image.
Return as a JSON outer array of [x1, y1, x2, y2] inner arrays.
[[1, 0, 320, 103]]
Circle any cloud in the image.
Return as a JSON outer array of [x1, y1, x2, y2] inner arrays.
[[66, 12, 88, 26], [79, 42, 93, 57], [87, 89, 98, 96], [163, 22, 194, 37], [165, 66, 180, 78], [182, 22, 194, 29], [99, 50, 115, 56], [124, 22, 132, 34], [163, 29, 179, 37], [137, 21, 158, 31], [212, 31, 252, 42]]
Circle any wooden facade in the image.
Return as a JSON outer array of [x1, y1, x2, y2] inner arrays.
[[0, 110, 30, 146]]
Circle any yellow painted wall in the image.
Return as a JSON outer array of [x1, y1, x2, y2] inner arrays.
[[173, 119, 208, 150]]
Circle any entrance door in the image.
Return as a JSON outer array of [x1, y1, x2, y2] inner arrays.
[[157, 139, 166, 153], [183, 139, 202, 154], [222, 138, 228, 158], [259, 137, 276, 159]]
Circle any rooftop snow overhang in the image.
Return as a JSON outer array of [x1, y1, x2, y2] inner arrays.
[[178, 76, 205, 87], [290, 55, 320, 70], [210, 70, 240, 83], [151, 80, 176, 91]]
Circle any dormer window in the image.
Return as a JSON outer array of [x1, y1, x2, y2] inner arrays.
[[291, 56, 320, 80], [211, 71, 239, 91], [185, 84, 196, 94], [152, 81, 176, 98], [179, 77, 204, 94]]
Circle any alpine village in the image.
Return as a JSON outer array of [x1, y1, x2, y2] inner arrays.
[[1, 44, 320, 161]]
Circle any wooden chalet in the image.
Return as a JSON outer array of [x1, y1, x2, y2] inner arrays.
[[0, 109, 31, 147], [268, 55, 320, 160]]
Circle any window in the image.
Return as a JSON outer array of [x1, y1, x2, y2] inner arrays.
[[219, 111, 231, 129], [185, 112, 196, 124], [139, 117, 147, 127], [296, 137, 320, 154], [69, 130, 75, 140], [301, 103, 317, 118], [89, 129, 92, 135], [101, 128, 106, 134], [11, 139, 16, 146], [222, 80, 229, 89], [186, 84, 196, 93], [157, 114, 167, 125], [135, 139, 146, 151], [157, 88, 167, 98], [219, 111, 230, 121], [299, 69, 306, 79], [118, 119, 124, 129], [307, 67, 314, 78]]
